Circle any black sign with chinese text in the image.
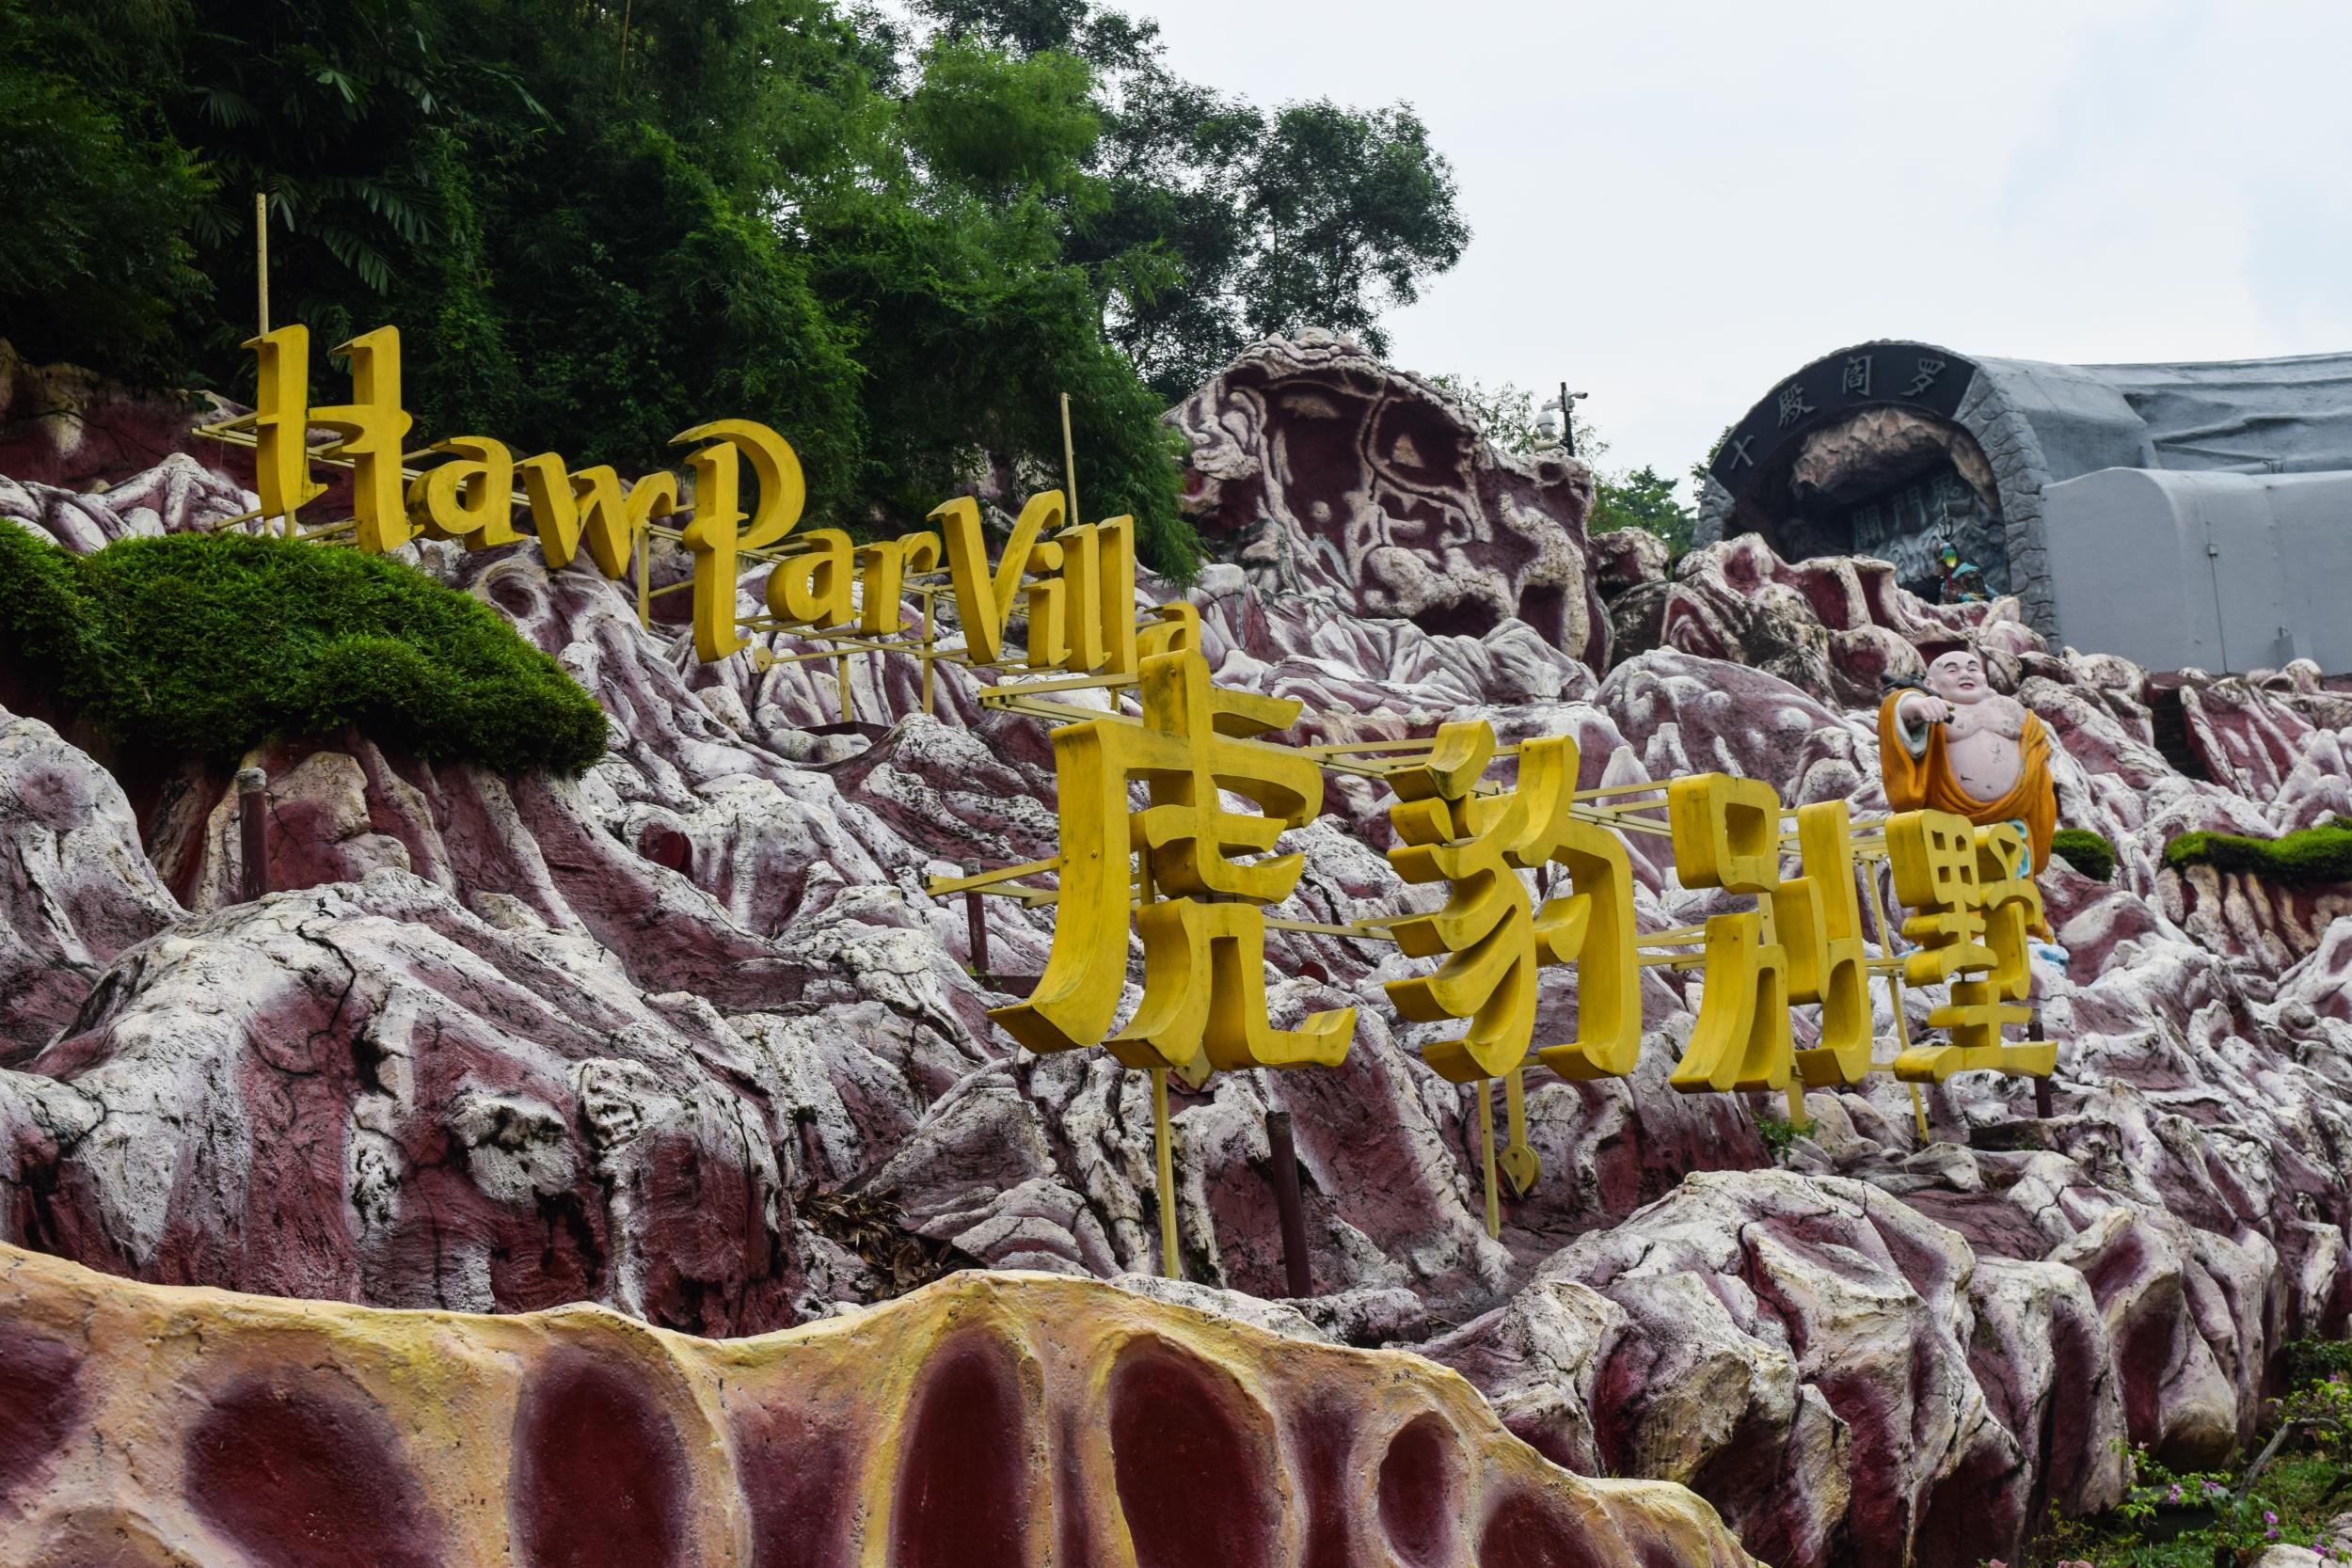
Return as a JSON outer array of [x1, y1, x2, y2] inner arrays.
[[1708, 342, 1979, 493]]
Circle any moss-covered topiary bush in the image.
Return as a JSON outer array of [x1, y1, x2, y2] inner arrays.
[[0, 524, 607, 773], [2163, 816, 2352, 885], [2050, 828, 2117, 882]]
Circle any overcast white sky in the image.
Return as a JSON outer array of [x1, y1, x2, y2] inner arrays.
[[1122, 0, 2352, 492]]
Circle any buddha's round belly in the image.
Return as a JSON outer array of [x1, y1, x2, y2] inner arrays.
[[1947, 729, 2022, 800]]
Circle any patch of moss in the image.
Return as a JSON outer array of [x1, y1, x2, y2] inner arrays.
[[2163, 817, 2352, 886], [0, 524, 607, 774], [2051, 827, 2118, 882]]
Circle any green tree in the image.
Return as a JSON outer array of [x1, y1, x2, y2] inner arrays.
[[0, 0, 213, 378], [2, 0, 1469, 581], [1591, 467, 1697, 553], [919, 0, 1470, 401]]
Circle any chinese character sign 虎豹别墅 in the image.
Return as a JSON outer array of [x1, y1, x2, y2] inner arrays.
[[960, 645, 2059, 1205]]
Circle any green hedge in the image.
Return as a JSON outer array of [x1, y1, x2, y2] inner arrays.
[[2163, 817, 2352, 885], [2050, 828, 2118, 882], [0, 524, 607, 774]]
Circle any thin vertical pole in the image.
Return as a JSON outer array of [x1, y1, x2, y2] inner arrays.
[[1858, 857, 1931, 1143], [237, 767, 269, 901], [1266, 1109, 1311, 1298], [635, 531, 651, 629], [255, 191, 270, 338], [1477, 1079, 1500, 1240], [1059, 392, 1080, 526], [2031, 1007, 2055, 1118], [835, 652, 853, 724], [919, 591, 936, 717], [255, 191, 293, 538], [961, 858, 989, 981], [1152, 1067, 1179, 1277]]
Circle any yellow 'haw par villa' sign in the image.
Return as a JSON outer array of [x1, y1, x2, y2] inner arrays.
[[205, 321, 2058, 1267]]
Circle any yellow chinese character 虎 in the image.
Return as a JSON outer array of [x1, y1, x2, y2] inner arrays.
[[1886, 810, 2055, 1081], [990, 645, 1355, 1074]]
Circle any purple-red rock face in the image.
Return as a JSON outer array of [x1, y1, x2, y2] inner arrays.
[[3, 336, 2352, 1568], [0, 1242, 1756, 1568], [1167, 331, 1612, 667]]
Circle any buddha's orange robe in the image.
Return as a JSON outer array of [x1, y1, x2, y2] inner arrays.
[[1877, 691, 2058, 873]]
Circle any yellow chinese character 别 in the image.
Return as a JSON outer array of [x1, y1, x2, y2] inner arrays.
[[991, 645, 1355, 1074], [1383, 722, 1640, 1085], [1666, 773, 1793, 1093], [1886, 810, 2056, 1081], [1777, 800, 1874, 1087]]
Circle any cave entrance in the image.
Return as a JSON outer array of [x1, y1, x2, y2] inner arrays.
[[1705, 343, 2009, 602]]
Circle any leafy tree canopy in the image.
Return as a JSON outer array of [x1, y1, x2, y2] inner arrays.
[[0, 0, 1471, 580]]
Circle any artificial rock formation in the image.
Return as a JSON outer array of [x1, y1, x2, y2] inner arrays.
[[3, 337, 2352, 1568], [1168, 330, 1611, 667], [0, 1239, 1752, 1568]]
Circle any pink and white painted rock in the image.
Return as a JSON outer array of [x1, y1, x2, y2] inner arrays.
[[0, 709, 180, 1055], [4, 336, 2352, 1568], [1166, 330, 1612, 666]]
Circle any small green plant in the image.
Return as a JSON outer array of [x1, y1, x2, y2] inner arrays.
[[1753, 1112, 1799, 1163], [0, 525, 608, 774], [2163, 817, 2352, 885], [2288, 1338, 2352, 1387], [2052, 828, 2119, 882]]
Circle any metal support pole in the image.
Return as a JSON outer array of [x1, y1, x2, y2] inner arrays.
[[1476, 1079, 1500, 1240], [835, 652, 853, 724], [1059, 392, 1080, 526], [1265, 1109, 1312, 1298], [1559, 380, 1574, 457], [635, 531, 651, 630], [919, 592, 936, 718], [1152, 1067, 1180, 1278], [255, 191, 270, 338], [1760, 893, 1807, 1134], [2031, 1008, 2055, 1118], [961, 857, 988, 981], [237, 767, 269, 901]]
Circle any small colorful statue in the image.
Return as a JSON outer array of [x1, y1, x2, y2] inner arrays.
[[1938, 546, 1988, 604], [1879, 648, 2056, 874]]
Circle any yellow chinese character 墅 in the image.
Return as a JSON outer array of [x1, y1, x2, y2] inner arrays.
[[1886, 810, 2056, 1081]]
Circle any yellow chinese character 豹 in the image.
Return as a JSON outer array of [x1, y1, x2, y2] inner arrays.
[[1383, 722, 1640, 1085], [1886, 810, 2055, 1081], [990, 644, 1356, 1074]]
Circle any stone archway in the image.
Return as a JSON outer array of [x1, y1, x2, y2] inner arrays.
[[1696, 341, 2065, 634]]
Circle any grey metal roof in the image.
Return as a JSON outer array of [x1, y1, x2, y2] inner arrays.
[[1974, 350, 2352, 480]]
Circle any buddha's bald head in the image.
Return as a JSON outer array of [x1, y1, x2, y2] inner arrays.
[[1925, 650, 1989, 704]]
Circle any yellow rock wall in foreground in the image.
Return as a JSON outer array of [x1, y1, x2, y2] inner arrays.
[[0, 1242, 1751, 1567]]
